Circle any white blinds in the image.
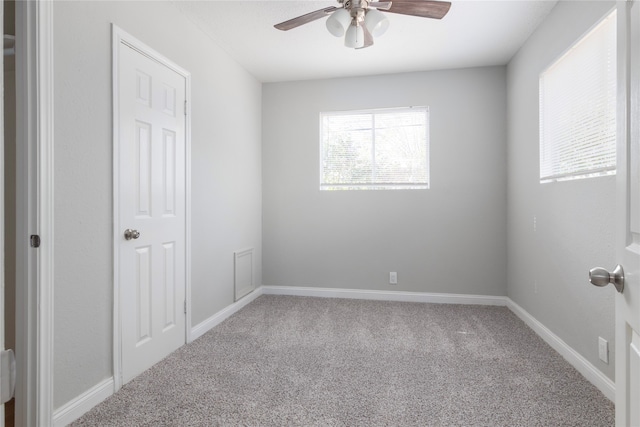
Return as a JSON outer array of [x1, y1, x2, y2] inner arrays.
[[539, 11, 617, 183], [320, 107, 429, 190]]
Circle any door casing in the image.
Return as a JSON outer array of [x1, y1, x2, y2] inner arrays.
[[1, 0, 5, 422], [111, 24, 192, 391], [13, 0, 55, 424]]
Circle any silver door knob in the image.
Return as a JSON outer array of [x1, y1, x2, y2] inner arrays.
[[124, 229, 140, 240], [589, 264, 624, 293]]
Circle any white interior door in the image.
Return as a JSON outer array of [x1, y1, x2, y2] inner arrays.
[[117, 41, 187, 384], [616, 2, 640, 425]]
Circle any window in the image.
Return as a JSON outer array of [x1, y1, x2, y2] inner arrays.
[[320, 107, 429, 191], [539, 11, 616, 183]]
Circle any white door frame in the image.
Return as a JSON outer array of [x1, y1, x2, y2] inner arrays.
[[14, 0, 54, 425], [112, 24, 192, 391], [1, 0, 5, 423]]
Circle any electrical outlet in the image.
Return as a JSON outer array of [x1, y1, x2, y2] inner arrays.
[[389, 272, 398, 285], [598, 337, 609, 364]]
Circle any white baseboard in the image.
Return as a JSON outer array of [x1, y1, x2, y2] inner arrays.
[[506, 299, 615, 402], [261, 285, 509, 306], [53, 377, 114, 427], [53, 286, 614, 426], [262, 285, 615, 402], [190, 286, 263, 341], [52, 288, 263, 426]]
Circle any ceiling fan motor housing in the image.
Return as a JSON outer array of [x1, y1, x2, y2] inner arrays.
[[345, 0, 368, 24]]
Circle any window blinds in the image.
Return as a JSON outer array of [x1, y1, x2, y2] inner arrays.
[[539, 12, 616, 183], [320, 107, 429, 190]]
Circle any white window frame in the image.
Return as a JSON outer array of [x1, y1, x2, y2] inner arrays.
[[319, 106, 430, 191], [539, 10, 617, 184]]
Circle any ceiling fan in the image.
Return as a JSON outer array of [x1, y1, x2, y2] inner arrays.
[[274, 0, 451, 49]]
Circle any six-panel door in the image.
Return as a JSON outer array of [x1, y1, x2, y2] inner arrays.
[[118, 43, 187, 384]]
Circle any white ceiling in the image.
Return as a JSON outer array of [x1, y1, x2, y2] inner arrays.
[[172, 0, 558, 82]]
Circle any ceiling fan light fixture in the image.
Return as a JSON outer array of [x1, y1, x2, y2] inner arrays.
[[326, 8, 352, 37], [344, 21, 365, 48], [274, 0, 452, 50], [364, 8, 390, 37]]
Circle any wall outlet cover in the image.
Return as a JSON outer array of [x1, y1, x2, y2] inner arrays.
[[389, 272, 398, 285]]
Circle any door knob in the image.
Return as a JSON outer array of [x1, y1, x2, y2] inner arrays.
[[124, 229, 140, 240], [589, 264, 624, 293]]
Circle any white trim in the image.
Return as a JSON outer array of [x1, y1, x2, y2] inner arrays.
[[190, 287, 263, 341], [506, 299, 615, 402], [54, 287, 616, 420], [319, 107, 430, 192], [14, 0, 55, 424], [260, 285, 509, 306], [53, 286, 264, 424], [53, 289, 264, 423], [0, 1, 5, 421], [112, 25, 190, 78], [185, 67, 193, 344], [37, 0, 55, 422], [112, 24, 192, 391], [111, 23, 121, 393], [52, 378, 114, 427], [261, 286, 614, 401]]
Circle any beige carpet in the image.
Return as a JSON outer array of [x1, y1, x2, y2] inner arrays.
[[73, 295, 614, 426]]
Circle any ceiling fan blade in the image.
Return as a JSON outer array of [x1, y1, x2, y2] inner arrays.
[[369, 2, 393, 10], [383, 0, 451, 19], [274, 6, 338, 31], [357, 22, 374, 49]]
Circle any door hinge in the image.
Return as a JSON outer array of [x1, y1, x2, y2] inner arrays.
[[0, 349, 16, 404], [30, 234, 41, 248], [184, 300, 187, 314], [184, 100, 187, 116]]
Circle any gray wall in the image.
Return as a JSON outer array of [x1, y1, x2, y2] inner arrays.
[[53, 1, 262, 408], [49, 0, 619, 413], [263, 67, 508, 296], [507, 1, 616, 381]]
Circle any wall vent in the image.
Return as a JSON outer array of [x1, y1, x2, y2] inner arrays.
[[234, 248, 255, 301]]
